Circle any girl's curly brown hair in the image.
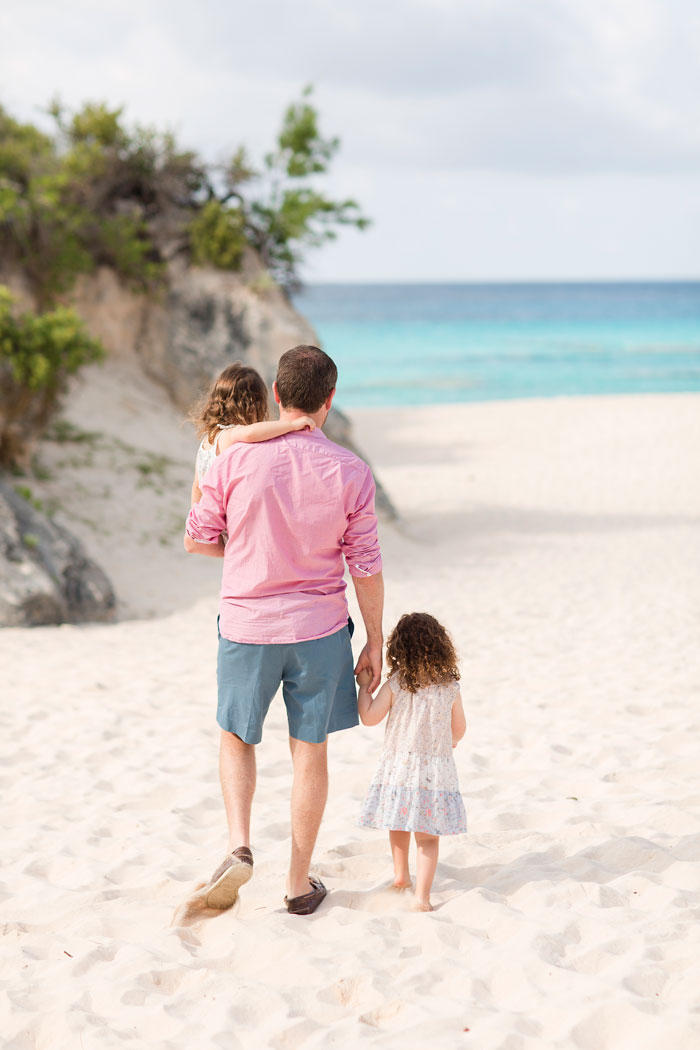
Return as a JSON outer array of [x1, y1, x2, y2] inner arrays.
[[386, 612, 460, 694], [191, 363, 269, 443]]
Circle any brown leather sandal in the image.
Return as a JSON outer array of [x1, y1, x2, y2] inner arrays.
[[284, 875, 327, 915], [202, 846, 254, 909]]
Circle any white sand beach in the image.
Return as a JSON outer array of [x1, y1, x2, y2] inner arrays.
[[2, 371, 700, 1049]]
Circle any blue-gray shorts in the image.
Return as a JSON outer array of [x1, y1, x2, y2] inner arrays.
[[216, 619, 358, 744]]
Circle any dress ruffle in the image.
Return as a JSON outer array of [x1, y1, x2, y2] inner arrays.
[[360, 781, 467, 836]]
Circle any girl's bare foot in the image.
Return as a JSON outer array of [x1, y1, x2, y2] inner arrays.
[[389, 879, 412, 892], [410, 897, 433, 912]]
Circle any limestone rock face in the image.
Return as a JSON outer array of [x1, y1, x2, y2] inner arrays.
[[71, 256, 317, 408], [71, 259, 397, 519], [0, 481, 116, 626]]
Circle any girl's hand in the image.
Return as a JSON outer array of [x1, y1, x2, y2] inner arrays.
[[356, 666, 372, 689], [292, 415, 316, 432]]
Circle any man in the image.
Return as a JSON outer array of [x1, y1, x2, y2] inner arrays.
[[184, 345, 384, 915]]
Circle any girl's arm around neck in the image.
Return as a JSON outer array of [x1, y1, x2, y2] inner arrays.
[[357, 669, 393, 726], [218, 416, 315, 450], [451, 688, 466, 748]]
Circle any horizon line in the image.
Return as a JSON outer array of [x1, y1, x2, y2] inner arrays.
[[297, 277, 700, 287]]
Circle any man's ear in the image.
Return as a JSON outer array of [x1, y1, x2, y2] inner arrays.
[[325, 388, 336, 411], [272, 381, 282, 406]]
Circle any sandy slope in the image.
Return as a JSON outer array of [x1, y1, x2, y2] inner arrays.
[[1, 385, 700, 1049]]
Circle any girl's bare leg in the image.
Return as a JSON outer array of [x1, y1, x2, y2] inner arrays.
[[413, 832, 439, 910], [389, 830, 412, 889]]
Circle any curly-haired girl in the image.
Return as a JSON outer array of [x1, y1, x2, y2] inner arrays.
[[357, 612, 467, 911], [190, 363, 315, 505]]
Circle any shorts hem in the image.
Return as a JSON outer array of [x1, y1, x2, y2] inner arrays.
[[216, 717, 263, 745]]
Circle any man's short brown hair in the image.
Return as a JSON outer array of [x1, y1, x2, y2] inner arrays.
[[275, 345, 338, 414]]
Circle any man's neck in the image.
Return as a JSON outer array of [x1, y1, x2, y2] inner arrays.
[[278, 406, 328, 429]]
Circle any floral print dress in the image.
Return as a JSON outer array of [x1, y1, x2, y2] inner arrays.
[[360, 674, 467, 836]]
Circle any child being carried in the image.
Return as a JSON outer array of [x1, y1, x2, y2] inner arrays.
[[190, 362, 315, 506]]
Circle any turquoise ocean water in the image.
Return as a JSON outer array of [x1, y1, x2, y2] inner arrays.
[[292, 282, 700, 407]]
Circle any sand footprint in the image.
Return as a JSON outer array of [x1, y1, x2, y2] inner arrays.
[[169, 883, 236, 927]]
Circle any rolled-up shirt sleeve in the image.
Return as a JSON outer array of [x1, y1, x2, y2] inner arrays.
[[185, 470, 227, 544], [342, 465, 383, 577]]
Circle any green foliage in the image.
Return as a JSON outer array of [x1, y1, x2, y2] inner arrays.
[[14, 484, 36, 504], [0, 286, 104, 389], [247, 86, 370, 291], [0, 88, 368, 303], [0, 101, 202, 305], [0, 109, 53, 187], [190, 200, 247, 271], [0, 286, 104, 468], [273, 86, 339, 177], [97, 213, 162, 285], [46, 419, 100, 445], [0, 119, 95, 304], [58, 100, 126, 149]]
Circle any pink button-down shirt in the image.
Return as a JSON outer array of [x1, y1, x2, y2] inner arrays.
[[185, 430, 383, 644]]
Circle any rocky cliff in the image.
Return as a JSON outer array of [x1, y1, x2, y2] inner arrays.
[[0, 257, 393, 625], [0, 480, 115, 626], [68, 256, 395, 517], [69, 255, 317, 411]]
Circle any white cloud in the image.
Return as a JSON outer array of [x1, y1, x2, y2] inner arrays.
[[1, 0, 699, 277], [301, 167, 700, 281]]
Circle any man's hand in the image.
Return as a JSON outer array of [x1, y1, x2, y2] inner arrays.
[[354, 641, 382, 693], [291, 415, 316, 432]]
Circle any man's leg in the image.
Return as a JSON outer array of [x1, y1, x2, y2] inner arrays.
[[287, 737, 328, 900], [220, 730, 256, 851]]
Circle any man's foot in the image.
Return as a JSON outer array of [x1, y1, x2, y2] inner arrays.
[[410, 897, 434, 912], [284, 875, 327, 915], [200, 846, 254, 910]]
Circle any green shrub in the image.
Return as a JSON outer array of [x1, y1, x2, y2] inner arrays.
[[0, 90, 369, 304], [189, 200, 247, 271], [0, 286, 104, 468]]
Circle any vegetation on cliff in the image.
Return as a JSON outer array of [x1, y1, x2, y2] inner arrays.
[[0, 87, 368, 303], [0, 287, 103, 467], [0, 88, 367, 468]]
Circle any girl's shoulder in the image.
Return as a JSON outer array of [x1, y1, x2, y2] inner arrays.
[[386, 673, 459, 700], [418, 677, 460, 702], [386, 671, 402, 695]]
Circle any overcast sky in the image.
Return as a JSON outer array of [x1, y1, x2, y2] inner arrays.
[[1, 0, 699, 281]]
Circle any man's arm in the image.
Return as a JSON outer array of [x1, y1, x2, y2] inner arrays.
[[352, 571, 384, 693], [183, 534, 225, 557], [184, 459, 228, 554], [342, 464, 384, 691]]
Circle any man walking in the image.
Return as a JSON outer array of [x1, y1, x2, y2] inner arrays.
[[184, 345, 384, 915]]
